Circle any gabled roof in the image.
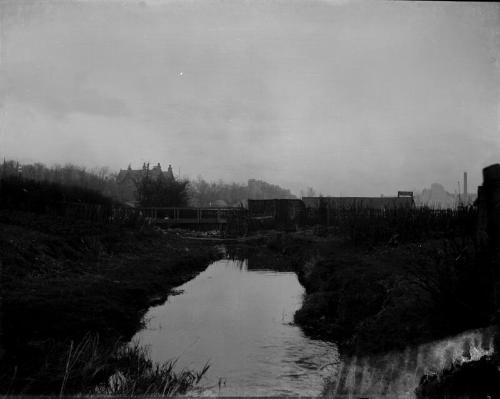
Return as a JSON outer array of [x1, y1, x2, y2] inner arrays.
[[116, 164, 175, 184], [116, 169, 145, 184]]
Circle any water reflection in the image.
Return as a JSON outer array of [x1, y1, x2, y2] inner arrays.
[[132, 259, 338, 396]]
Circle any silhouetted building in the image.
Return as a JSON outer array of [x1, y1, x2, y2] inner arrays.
[[476, 163, 500, 248], [116, 163, 175, 204]]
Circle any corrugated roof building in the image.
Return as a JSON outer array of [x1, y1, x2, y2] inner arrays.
[[248, 199, 306, 230]]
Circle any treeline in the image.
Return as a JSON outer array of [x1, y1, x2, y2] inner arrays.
[[188, 177, 296, 207], [188, 178, 247, 207], [0, 176, 147, 227], [1, 160, 297, 208], [248, 179, 296, 200], [0, 176, 114, 211], [0, 160, 119, 199], [137, 176, 189, 207]]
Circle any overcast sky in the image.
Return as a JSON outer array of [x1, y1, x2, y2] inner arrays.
[[1, 0, 499, 196]]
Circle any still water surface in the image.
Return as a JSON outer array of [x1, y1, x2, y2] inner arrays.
[[132, 258, 338, 396]]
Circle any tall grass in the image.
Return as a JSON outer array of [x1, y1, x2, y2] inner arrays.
[[403, 237, 495, 334], [98, 343, 209, 396], [0, 333, 209, 396], [312, 206, 477, 245]]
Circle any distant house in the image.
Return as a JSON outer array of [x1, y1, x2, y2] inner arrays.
[[116, 163, 175, 205]]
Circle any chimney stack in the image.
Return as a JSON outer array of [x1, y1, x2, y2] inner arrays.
[[464, 172, 468, 201]]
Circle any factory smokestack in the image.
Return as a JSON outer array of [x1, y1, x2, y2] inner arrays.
[[463, 172, 468, 202]]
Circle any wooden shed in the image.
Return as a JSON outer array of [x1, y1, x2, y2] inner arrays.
[[248, 199, 306, 230]]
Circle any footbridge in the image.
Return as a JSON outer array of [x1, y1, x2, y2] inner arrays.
[[138, 206, 247, 227]]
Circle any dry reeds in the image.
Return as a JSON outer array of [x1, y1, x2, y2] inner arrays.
[[1, 333, 209, 396]]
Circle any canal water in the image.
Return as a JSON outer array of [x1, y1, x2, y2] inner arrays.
[[131, 258, 339, 396], [132, 257, 496, 397]]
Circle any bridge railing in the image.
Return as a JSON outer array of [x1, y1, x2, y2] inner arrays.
[[138, 206, 246, 225]]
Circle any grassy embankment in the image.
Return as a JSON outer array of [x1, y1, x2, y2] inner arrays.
[[0, 177, 220, 394]]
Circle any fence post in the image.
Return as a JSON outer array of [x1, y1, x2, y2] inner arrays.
[[476, 164, 500, 316], [477, 164, 500, 249]]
